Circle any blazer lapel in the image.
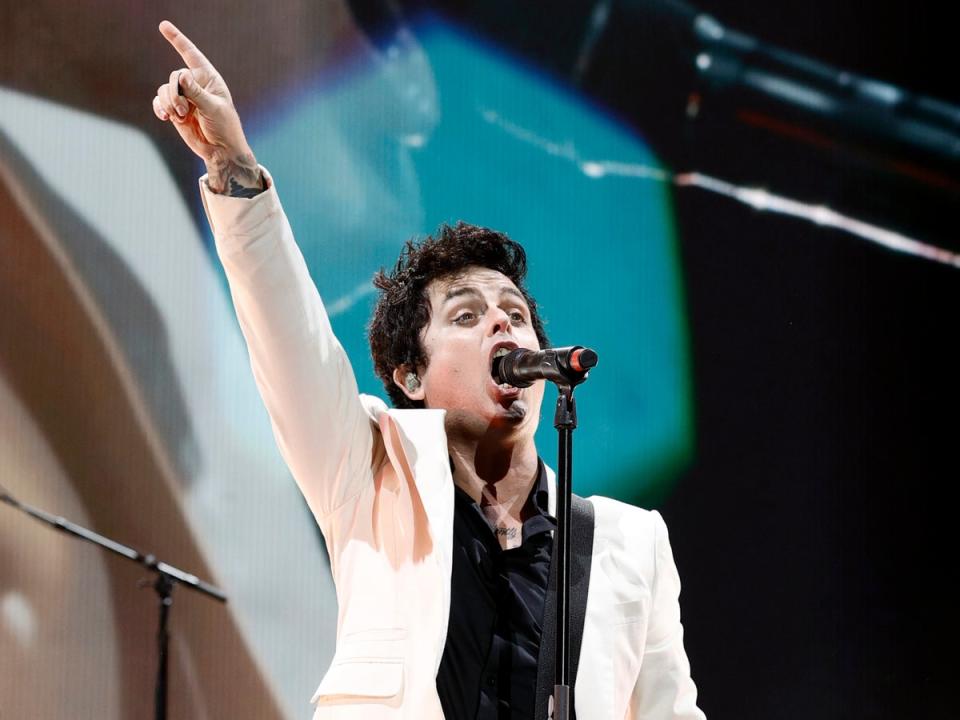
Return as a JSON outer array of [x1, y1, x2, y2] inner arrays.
[[379, 408, 454, 572]]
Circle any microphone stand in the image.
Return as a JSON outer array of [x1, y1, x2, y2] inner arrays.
[[552, 381, 578, 720], [548, 353, 596, 720], [0, 486, 227, 720], [473, 345, 601, 719]]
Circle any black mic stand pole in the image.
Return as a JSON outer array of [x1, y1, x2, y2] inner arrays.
[[552, 381, 577, 720], [0, 486, 227, 720], [549, 349, 597, 720]]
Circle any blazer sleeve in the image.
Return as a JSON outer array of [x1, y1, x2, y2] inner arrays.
[[629, 510, 706, 720], [200, 167, 375, 519]]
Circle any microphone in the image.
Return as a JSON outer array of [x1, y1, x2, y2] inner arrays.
[[492, 346, 599, 388]]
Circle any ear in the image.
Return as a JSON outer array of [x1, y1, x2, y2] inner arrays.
[[392, 364, 426, 403]]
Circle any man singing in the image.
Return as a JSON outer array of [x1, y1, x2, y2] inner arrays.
[[152, 19, 705, 720]]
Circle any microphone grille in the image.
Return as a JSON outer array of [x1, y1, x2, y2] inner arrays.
[[572, 347, 599, 372]]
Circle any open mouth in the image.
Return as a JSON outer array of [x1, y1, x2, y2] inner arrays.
[[489, 342, 519, 382], [488, 342, 523, 403]]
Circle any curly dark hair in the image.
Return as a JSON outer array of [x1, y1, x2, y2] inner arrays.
[[368, 221, 549, 409]]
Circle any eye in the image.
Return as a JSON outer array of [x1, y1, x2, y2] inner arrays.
[[453, 311, 477, 325], [509, 310, 527, 324]]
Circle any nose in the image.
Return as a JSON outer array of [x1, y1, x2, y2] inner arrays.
[[486, 306, 512, 336]]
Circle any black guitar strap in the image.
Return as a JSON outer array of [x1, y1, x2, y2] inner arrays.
[[534, 495, 596, 720]]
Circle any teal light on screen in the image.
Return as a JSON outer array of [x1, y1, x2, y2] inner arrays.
[[222, 18, 694, 505]]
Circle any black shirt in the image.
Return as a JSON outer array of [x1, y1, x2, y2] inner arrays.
[[436, 460, 557, 719]]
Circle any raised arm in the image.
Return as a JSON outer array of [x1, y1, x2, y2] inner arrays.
[[153, 21, 376, 519]]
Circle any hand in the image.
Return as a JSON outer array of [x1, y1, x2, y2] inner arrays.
[[152, 20, 262, 195]]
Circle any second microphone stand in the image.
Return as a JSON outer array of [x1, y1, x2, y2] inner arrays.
[[0, 488, 227, 720]]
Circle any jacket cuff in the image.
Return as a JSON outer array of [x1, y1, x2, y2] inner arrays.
[[198, 165, 280, 241]]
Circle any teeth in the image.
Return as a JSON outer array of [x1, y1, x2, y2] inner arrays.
[[494, 347, 511, 358]]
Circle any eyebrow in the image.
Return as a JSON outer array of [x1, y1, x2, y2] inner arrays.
[[442, 285, 528, 307]]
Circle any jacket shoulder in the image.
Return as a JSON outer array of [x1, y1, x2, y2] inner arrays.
[[359, 392, 389, 422], [588, 495, 664, 545], [587, 495, 667, 586]]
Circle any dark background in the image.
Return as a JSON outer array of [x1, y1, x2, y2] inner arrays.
[[389, 2, 960, 718]]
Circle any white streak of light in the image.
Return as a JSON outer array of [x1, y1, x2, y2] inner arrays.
[[675, 172, 960, 268], [480, 107, 960, 270], [327, 280, 376, 317]]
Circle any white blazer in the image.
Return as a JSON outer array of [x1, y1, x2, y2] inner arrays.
[[201, 169, 705, 720]]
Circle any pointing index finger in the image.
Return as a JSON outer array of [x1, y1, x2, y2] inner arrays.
[[159, 20, 212, 70]]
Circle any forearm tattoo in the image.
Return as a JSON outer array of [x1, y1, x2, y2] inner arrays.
[[206, 151, 264, 198]]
